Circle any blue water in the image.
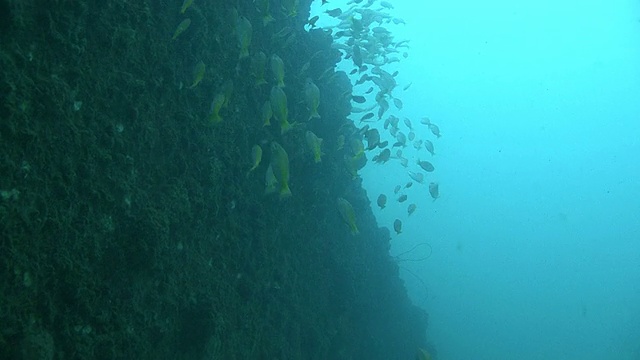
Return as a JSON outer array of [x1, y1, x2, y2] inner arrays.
[[312, 0, 640, 358]]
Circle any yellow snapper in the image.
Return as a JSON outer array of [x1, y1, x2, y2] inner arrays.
[[180, 0, 193, 14], [188, 60, 205, 89], [254, 0, 275, 26], [251, 51, 268, 87], [270, 54, 285, 88], [281, 0, 299, 17], [270, 142, 292, 198], [269, 86, 292, 134], [261, 100, 272, 127], [305, 130, 323, 163], [247, 145, 262, 175], [208, 93, 225, 124], [304, 78, 321, 120], [264, 164, 277, 195], [337, 197, 359, 235], [172, 18, 191, 40], [236, 16, 252, 59]]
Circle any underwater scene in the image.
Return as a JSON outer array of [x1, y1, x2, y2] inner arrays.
[[1, 0, 639, 359]]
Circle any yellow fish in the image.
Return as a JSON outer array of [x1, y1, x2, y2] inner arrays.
[[304, 78, 321, 120], [188, 60, 205, 89], [261, 100, 272, 127], [251, 52, 268, 87], [264, 164, 277, 195], [305, 130, 323, 163], [255, 0, 275, 26], [337, 197, 359, 235], [208, 93, 225, 124], [270, 54, 285, 88], [416, 348, 432, 360], [247, 145, 262, 176], [172, 18, 191, 40], [180, 0, 193, 14], [269, 86, 292, 134], [236, 16, 252, 59], [270, 142, 292, 198]]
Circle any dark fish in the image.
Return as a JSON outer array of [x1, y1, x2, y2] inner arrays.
[[352, 95, 366, 103], [393, 219, 402, 234], [405, 182, 413, 188], [425, 140, 435, 156], [429, 182, 439, 200], [393, 185, 401, 194], [326, 8, 342, 17], [417, 160, 435, 172], [355, 73, 369, 85], [397, 194, 407, 203], [352, 44, 363, 68], [377, 194, 387, 209], [377, 140, 388, 148], [364, 87, 374, 94], [429, 123, 441, 138], [359, 112, 374, 122], [407, 204, 417, 216], [349, 68, 358, 75], [373, 148, 391, 163]]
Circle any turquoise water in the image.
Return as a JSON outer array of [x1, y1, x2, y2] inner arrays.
[[313, 0, 640, 358]]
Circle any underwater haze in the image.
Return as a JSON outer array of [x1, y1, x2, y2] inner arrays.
[[316, 0, 640, 358]]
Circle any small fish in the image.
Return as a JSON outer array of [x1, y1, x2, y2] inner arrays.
[[270, 142, 292, 198], [270, 86, 292, 134], [429, 182, 440, 200], [408, 132, 416, 141], [417, 160, 435, 172], [364, 128, 380, 150], [208, 93, 225, 124], [305, 130, 323, 163], [251, 52, 268, 86], [377, 194, 387, 209], [337, 197, 359, 235], [405, 182, 413, 188], [407, 203, 417, 216], [393, 185, 402, 194], [172, 18, 191, 40], [247, 145, 262, 175], [429, 123, 441, 138], [304, 78, 321, 120], [403, 82, 412, 91], [336, 134, 345, 151], [270, 54, 285, 88], [393, 98, 403, 110], [188, 60, 206, 89], [393, 219, 402, 234], [408, 171, 424, 183], [349, 68, 358, 75], [416, 348, 432, 360], [359, 112, 374, 122], [425, 140, 435, 156], [180, 0, 194, 14], [352, 95, 367, 103], [378, 140, 388, 148], [307, 15, 320, 28], [236, 16, 253, 59], [325, 8, 342, 17], [397, 194, 407, 203], [364, 87, 374, 94], [373, 148, 391, 163], [264, 164, 278, 195], [261, 100, 272, 126], [403, 117, 413, 129]]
